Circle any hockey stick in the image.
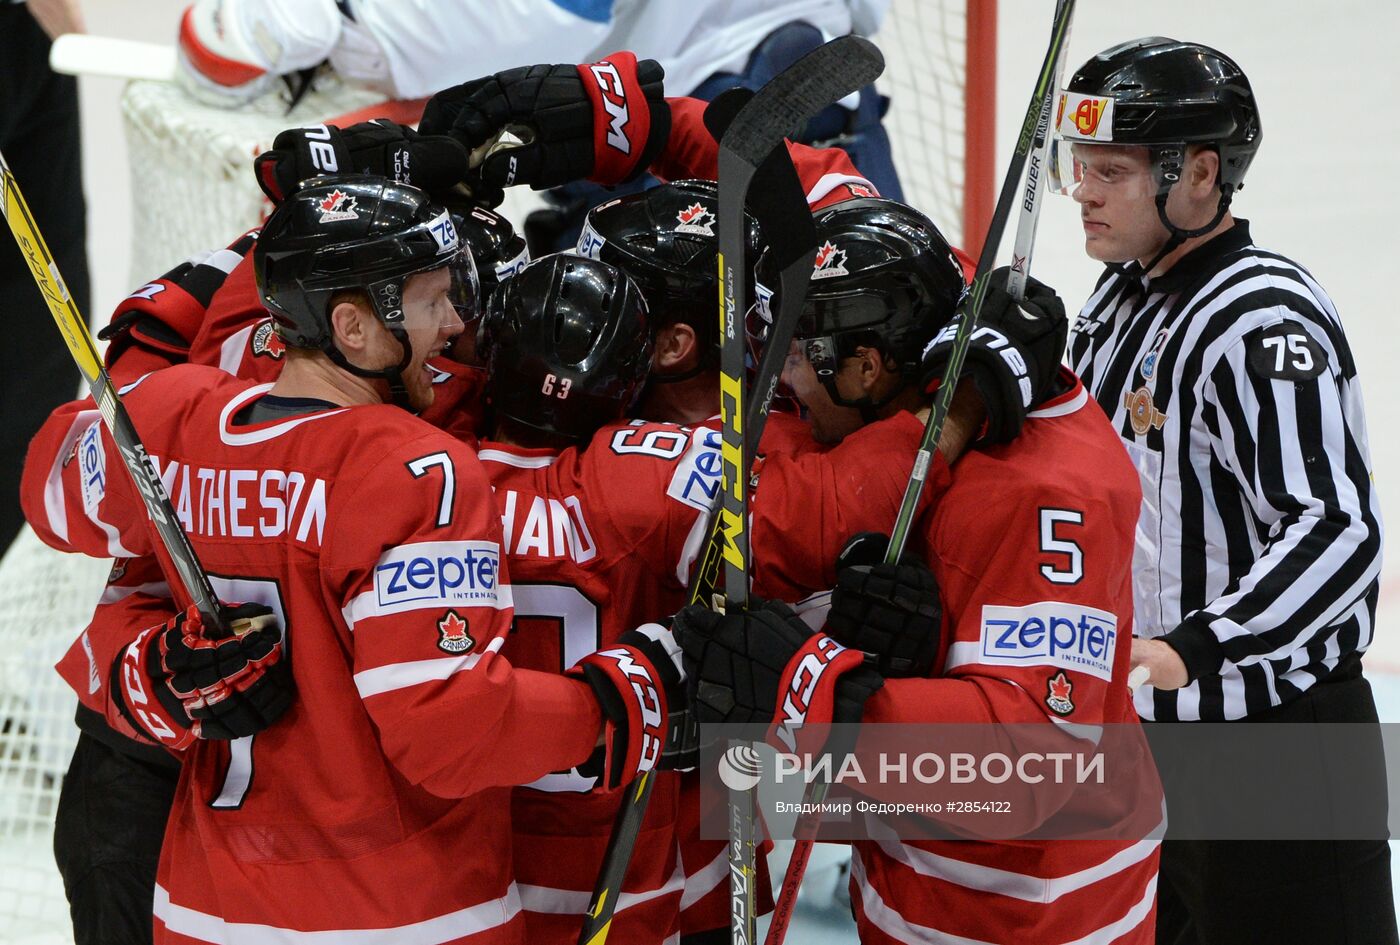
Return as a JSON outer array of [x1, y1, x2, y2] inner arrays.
[[885, 0, 1076, 564], [716, 38, 884, 945], [0, 150, 234, 635], [574, 40, 883, 945], [764, 8, 1078, 943], [1006, 0, 1075, 300]]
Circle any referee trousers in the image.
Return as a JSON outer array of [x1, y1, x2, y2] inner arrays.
[[1154, 659, 1398, 945]]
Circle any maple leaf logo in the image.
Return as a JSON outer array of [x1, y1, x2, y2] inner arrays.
[[812, 241, 849, 280], [436, 611, 475, 654], [252, 319, 287, 359], [1045, 672, 1075, 716], [317, 190, 359, 222], [319, 190, 347, 213], [674, 202, 715, 234]]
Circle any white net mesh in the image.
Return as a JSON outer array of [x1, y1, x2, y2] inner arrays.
[[122, 77, 386, 283], [0, 528, 109, 942], [874, 0, 984, 248], [3, 7, 993, 941]]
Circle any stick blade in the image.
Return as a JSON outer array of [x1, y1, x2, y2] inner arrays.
[[50, 34, 178, 82], [720, 36, 885, 166]]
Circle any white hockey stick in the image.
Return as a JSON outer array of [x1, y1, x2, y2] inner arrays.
[[49, 34, 178, 82]]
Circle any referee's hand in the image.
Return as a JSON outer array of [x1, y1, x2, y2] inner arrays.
[[1129, 638, 1189, 692]]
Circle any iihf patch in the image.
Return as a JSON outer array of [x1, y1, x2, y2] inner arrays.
[[1045, 672, 1075, 715], [675, 202, 716, 236], [251, 319, 286, 359], [437, 611, 475, 654], [1245, 322, 1328, 381], [812, 241, 849, 280], [1139, 328, 1170, 381], [317, 190, 359, 222]]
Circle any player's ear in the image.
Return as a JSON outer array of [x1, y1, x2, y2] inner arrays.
[[855, 345, 884, 394], [1188, 145, 1222, 195], [654, 321, 698, 372], [330, 293, 373, 354]]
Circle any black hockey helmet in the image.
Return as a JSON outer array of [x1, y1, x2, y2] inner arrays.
[[577, 179, 763, 379], [480, 254, 653, 441], [255, 175, 479, 404], [1054, 38, 1261, 241], [757, 197, 966, 412], [438, 197, 530, 298]]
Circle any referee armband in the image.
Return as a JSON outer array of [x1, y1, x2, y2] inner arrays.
[[1245, 321, 1329, 381]]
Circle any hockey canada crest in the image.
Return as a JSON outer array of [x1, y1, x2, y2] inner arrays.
[[437, 611, 475, 654], [812, 241, 849, 280], [251, 319, 286, 359], [675, 202, 715, 236], [1045, 672, 1075, 715], [317, 189, 359, 222]]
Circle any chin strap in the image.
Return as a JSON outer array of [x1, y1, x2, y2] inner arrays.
[[818, 374, 908, 424], [321, 325, 416, 412], [1140, 182, 1236, 277]]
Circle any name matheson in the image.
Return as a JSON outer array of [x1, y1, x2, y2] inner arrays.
[[150, 456, 328, 545]]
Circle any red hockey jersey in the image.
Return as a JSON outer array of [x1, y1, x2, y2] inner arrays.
[[24, 366, 607, 944], [479, 419, 722, 943], [847, 374, 1160, 945]]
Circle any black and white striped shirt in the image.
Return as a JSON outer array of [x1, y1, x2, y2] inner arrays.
[[1068, 220, 1382, 721]]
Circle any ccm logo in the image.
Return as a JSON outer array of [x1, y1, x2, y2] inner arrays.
[[587, 63, 631, 154], [773, 635, 846, 753], [596, 647, 664, 770]]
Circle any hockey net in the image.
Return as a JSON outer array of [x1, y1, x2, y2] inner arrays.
[[0, 2, 995, 939]]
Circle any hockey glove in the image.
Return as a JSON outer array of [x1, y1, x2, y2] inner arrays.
[[570, 623, 688, 791], [921, 266, 1068, 445], [674, 599, 884, 758], [419, 52, 671, 191], [253, 120, 470, 203], [826, 536, 942, 678], [114, 602, 294, 750]]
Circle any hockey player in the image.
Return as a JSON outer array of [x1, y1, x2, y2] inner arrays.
[[1054, 39, 1394, 943], [175, 0, 903, 247], [675, 196, 1161, 945], [23, 176, 688, 944]]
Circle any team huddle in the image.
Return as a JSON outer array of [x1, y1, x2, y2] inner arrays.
[[16, 25, 1392, 945]]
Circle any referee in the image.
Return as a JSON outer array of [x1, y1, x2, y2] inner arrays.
[[1053, 39, 1394, 944]]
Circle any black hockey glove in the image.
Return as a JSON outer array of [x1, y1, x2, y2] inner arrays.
[[826, 533, 942, 678], [253, 120, 470, 203], [569, 623, 689, 790], [921, 266, 1068, 445], [674, 599, 884, 758], [115, 602, 295, 750], [420, 52, 670, 191]]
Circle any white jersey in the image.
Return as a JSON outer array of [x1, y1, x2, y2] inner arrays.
[[340, 0, 881, 98]]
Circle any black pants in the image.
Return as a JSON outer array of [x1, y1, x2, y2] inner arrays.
[[54, 727, 179, 945], [0, 5, 87, 550], [1154, 663, 1398, 945]]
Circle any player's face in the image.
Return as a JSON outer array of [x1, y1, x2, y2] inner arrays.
[[398, 266, 466, 411], [781, 340, 864, 445], [1070, 144, 1170, 264]]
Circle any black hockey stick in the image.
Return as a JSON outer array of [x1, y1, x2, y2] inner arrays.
[[765, 7, 1078, 943], [0, 150, 236, 637], [716, 37, 883, 945], [885, 0, 1076, 564], [574, 40, 882, 945]]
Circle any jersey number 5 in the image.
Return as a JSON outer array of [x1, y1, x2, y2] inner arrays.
[[1039, 508, 1084, 585]]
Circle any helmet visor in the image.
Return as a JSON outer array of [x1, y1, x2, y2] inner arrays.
[[370, 246, 481, 335]]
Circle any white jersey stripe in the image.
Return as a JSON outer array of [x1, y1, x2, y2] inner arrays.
[[353, 636, 505, 699], [154, 881, 521, 945]]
